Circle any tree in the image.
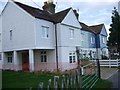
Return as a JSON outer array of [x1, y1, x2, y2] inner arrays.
[[108, 7, 120, 57]]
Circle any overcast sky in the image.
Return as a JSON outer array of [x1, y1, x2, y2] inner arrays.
[[0, 0, 120, 35]]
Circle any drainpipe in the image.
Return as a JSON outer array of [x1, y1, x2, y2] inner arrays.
[[55, 24, 59, 72]]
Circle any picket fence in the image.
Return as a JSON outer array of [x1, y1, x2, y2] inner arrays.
[[27, 62, 99, 90]]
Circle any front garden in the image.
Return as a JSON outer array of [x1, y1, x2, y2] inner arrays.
[[2, 70, 112, 89]]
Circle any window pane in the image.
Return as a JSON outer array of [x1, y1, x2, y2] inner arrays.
[[44, 56, 47, 62], [73, 56, 76, 63], [41, 56, 43, 62], [42, 26, 49, 38], [69, 56, 72, 63]]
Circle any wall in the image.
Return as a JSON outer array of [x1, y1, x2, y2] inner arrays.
[[35, 19, 55, 49], [56, 23, 81, 70], [2, 2, 35, 52], [34, 49, 56, 71]]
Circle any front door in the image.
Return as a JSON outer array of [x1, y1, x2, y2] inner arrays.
[[22, 52, 29, 71]]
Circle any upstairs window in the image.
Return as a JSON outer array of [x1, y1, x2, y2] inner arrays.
[[40, 51, 47, 62], [102, 37, 106, 44], [70, 29, 74, 39], [69, 52, 76, 63], [42, 26, 49, 38], [10, 30, 12, 40], [7, 53, 13, 63], [91, 37, 95, 44]]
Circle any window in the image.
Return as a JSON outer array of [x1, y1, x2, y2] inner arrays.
[[40, 51, 47, 62], [102, 37, 106, 44], [70, 29, 74, 39], [69, 52, 76, 63], [91, 37, 95, 44], [81, 33, 84, 41], [42, 26, 49, 38], [10, 30, 12, 40], [7, 53, 13, 63]]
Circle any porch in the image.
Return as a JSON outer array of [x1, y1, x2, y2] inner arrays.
[[2, 49, 56, 72]]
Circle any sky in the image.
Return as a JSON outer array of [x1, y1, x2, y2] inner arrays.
[[0, 0, 120, 36]]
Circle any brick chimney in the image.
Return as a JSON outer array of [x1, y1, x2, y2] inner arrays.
[[42, 0, 56, 14], [73, 9, 79, 20]]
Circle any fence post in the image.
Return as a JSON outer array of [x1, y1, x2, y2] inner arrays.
[[81, 67, 84, 75], [48, 79, 52, 90], [109, 59, 111, 68], [54, 76, 59, 89], [117, 59, 118, 67], [61, 75, 65, 89], [38, 82, 43, 90]]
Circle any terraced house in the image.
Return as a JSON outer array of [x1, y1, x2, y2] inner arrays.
[[0, 0, 108, 71]]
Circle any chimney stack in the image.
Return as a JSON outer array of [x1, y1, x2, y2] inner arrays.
[[73, 9, 79, 20], [42, 0, 56, 14]]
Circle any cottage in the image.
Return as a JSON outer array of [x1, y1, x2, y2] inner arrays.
[[1, 0, 81, 71]]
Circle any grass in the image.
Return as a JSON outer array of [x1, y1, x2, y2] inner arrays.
[[2, 70, 112, 89], [92, 79, 112, 89]]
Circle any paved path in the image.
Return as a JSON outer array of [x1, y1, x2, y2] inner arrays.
[[100, 67, 118, 79], [107, 70, 120, 89], [100, 67, 120, 89]]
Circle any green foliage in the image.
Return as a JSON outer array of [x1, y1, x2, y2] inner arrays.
[[108, 7, 120, 55]]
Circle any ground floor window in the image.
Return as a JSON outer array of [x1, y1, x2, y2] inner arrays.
[[7, 53, 13, 63], [69, 52, 76, 63], [40, 51, 47, 62]]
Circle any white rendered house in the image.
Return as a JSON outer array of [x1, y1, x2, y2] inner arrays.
[[1, 0, 81, 72]]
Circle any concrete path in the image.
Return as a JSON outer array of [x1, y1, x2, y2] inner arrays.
[[100, 67, 118, 79], [100, 67, 120, 89], [107, 70, 120, 89]]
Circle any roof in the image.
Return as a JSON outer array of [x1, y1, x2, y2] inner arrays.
[[89, 24, 104, 34], [79, 22, 96, 34], [13, 1, 71, 23]]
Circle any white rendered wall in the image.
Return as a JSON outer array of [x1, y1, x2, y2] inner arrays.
[[2, 2, 35, 52]]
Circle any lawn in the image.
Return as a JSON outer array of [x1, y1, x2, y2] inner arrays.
[[2, 70, 112, 89]]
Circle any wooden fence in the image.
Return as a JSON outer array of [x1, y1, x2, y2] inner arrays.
[[91, 59, 120, 67], [27, 62, 99, 90]]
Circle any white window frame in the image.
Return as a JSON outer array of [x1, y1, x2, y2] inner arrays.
[[10, 30, 12, 40], [40, 51, 47, 62], [70, 28, 74, 39], [102, 37, 106, 44], [91, 37, 94, 44], [42, 26, 49, 38], [7, 53, 13, 63], [69, 52, 76, 63]]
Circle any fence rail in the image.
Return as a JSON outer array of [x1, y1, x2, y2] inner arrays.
[[91, 59, 120, 67]]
